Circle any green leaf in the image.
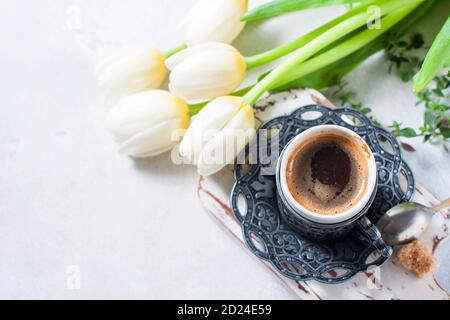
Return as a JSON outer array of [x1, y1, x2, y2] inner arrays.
[[241, 0, 372, 22], [399, 128, 418, 138], [413, 16, 450, 92], [444, 55, 450, 68], [397, 40, 408, 48], [401, 70, 415, 82], [441, 126, 450, 139], [244, 1, 389, 69], [433, 88, 445, 97], [270, 56, 364, 92], [409, 33, 425, 49], [269, 0, 436, 92], [390, 121, 402, 130]]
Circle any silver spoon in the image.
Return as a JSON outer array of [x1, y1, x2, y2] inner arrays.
[[376, 198, 450, 246]]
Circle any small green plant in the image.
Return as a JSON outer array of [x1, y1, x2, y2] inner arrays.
[[331, 33, 449, 147], [386, 34, 450, 144]]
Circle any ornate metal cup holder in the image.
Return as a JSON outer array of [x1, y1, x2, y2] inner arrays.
[[230, 105, 415, 284]]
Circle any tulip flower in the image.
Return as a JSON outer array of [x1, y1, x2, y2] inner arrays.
[[179, 96, 255, 176], [106, 90, 190, 158], [96, 45, 168, 96], [166, 43, 247, 101], [180, 0, 248, 46]]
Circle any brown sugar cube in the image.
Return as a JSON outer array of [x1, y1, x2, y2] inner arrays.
[[396, 240, 438, 278]]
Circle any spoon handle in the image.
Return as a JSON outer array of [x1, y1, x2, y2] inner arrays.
[[428, 198, 450, 213]]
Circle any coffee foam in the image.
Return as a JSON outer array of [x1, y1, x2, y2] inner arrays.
[[286, 133, 369, 215]]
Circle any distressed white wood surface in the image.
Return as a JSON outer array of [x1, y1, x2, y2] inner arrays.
[[198, 89, 450, 300]]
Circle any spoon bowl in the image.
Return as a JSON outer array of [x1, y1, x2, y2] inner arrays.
[[377, 198, 450, 246]]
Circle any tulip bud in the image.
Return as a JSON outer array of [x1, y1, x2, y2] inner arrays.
[[96, 46, 168, 96], [106, 90, 190, 158], [179, 96, 255, 176], [180, 0, 248, 45], [166, 43, 247, 101]]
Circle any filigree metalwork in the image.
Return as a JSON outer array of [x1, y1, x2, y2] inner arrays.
[[231, 106, 415, 284]]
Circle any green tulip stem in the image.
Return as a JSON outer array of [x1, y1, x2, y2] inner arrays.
[[243, 0, 423, 105], [272, 2, 421, 89], [243, 0, 381, 70], [165, 44, 188, 58]]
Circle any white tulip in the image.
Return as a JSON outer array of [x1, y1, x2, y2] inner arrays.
[[106, 90, 190, 158], [180, 0, 248, 45], [166, 43, 247, 101], [96, 45, 168, 96], [180, 96, 255, 176]]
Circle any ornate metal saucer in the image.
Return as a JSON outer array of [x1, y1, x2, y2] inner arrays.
[[230, 105, 415, 284]]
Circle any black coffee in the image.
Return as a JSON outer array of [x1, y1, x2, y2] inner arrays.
[[286, 133, 368, 215]]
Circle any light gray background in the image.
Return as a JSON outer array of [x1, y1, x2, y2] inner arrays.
[[0, 0, 449, 299]]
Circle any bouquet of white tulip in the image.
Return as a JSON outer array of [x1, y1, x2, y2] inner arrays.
[[96, 0, 248, 96], [97, 0, 448, 176], [97, 0, 380, 101], [95, 0, 334, 176]]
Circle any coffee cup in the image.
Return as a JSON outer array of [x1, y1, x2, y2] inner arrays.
[[276, 125, 390, 256]]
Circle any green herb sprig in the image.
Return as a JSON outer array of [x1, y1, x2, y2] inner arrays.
[[386, 34, 450, 144], [331, 34, 449, 145], [386, 33, 426, 82]]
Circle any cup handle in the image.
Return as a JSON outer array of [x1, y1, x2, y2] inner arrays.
[[356, 217, 393, 258]]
